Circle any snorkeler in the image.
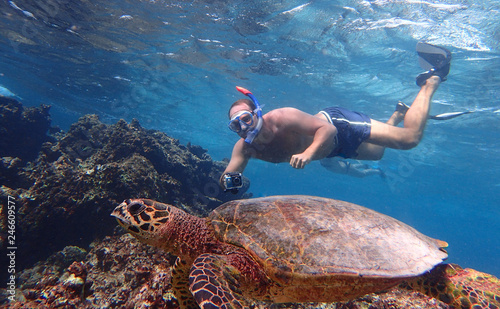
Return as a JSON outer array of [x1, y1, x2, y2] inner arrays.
[[220, 43, 458, 191]]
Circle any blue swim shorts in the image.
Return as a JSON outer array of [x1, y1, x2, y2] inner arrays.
[[319, 107, 371, 158]]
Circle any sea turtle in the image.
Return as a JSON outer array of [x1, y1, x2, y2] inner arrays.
[[111, 195, 450, 309]]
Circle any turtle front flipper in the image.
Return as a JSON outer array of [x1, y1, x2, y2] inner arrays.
[[189, 253, 253, 309], [172, 257, 199, 309]]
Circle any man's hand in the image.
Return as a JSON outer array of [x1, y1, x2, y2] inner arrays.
[[290, 153, 312, 169]]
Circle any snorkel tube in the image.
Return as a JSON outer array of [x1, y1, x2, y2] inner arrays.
[[236, 86, 263, 144]]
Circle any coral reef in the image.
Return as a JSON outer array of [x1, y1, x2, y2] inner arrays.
[[1, 234, 176, 309], [0, 97, 55, 189], [0, 96, 54, 163], [0, 97, 249, 280]]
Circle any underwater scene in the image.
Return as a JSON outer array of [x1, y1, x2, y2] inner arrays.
[[0, 0, 499, 308]]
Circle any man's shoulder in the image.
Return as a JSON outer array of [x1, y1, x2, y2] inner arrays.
[[266, 107, 302, 118], [265, 108, 312, 131], [274, 107, 301, 113]]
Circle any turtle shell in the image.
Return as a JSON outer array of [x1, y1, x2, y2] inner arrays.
[[209, 195, 447, 281]]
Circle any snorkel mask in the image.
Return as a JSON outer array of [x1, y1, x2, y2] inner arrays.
[[235, 86, 263, 144]]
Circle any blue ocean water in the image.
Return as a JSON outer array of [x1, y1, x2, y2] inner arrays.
[[0, 0, 498, 277]]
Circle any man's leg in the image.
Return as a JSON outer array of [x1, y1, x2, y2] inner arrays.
[[387, 102, 407, 126], [355, 101, 407, 160], [357, 43, 451, 159], [366, 76, 441, 150]]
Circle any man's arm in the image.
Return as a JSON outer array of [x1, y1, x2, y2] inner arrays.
[[281, 108, 337, 169], [220, 139, 250, 188]]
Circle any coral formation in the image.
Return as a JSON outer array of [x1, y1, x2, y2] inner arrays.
[[1, 234, 174, 308], [0, 96, 54, 163]]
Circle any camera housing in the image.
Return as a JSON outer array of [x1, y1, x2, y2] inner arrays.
[[223, 172, 243, 191]]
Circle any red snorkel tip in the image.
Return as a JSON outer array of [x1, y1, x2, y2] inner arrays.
[[236, 86, 252, 96], [234, 86, 262, 144]]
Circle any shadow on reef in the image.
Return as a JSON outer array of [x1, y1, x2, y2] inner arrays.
[[0, 96, 250, 282]]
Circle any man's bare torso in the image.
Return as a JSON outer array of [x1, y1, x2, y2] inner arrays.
[[243, 109, 315, 163]]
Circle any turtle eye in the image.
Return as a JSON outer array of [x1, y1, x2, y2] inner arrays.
[[128, 201, 146, 216]]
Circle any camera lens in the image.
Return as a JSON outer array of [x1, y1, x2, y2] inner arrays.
[[233, 177, 241, 185]]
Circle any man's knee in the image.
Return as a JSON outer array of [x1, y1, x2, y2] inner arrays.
[[398, 134, 422, 150]]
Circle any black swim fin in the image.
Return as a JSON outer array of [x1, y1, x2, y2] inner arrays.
[[417, 42, 451, 71], [415, 42, 452, 86]]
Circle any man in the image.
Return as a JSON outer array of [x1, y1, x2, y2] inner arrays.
[[220, 43, 452, 189]]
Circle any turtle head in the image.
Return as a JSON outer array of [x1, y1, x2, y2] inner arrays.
[[111, 198, 172, 246]]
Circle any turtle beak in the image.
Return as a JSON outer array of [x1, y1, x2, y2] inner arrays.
[[111, 215, 130, 226], [111, 201, 131, 225]]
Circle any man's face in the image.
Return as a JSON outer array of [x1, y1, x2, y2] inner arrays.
[[228, 105, 256, 138]]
